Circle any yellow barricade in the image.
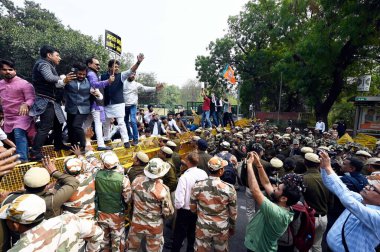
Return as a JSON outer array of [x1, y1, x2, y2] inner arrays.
[[0, 136, 193, 192]]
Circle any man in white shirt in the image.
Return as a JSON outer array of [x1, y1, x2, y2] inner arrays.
[[172, 152, 208, 252], [168, 113, 181, 133], [143, 105, 155, 125], [148, 113, 166, 136], [315, 118, 326, 134], [123, 55, 164, 146]]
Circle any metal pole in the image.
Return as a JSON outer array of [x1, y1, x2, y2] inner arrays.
[[277, 72, 283, 124]]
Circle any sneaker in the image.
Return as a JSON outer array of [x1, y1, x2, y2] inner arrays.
[[124, 142, 131, 148], [131, 140, 139, 146], [97, 146, 113, 151]]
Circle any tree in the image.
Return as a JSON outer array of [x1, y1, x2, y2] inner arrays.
[[0, 0, 110, 81], [195, 0, 380, 126]]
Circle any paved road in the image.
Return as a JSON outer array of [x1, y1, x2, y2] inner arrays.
[[162, 188, 248, 252]]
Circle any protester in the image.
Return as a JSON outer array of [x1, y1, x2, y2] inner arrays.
[[200, 88, 212, 129], [29, 45, 76, 160], [0, 60, 35, 162], [64, 63, 91, 150], [123, 54, 163, 145], [84, 56, 114, 151], [101, 57, 142, 149]]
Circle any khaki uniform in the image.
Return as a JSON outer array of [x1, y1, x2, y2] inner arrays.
[[190, 176, 237, 252], [9, 213, 103, 252], [127, 176, 173, 251], [161, 158, 178, 192], [127, 165, 145, 183]]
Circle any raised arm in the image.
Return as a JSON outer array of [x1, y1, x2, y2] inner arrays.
[[246, 152, 265, 206], [252, 151, 274, 196]]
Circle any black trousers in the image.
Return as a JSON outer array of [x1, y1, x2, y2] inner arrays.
[[172, 208, 197, 252], [32, 102, 64, 153], [67, 113, 88, 148]]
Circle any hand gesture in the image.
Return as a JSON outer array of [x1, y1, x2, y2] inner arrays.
[[71, 145, 82, 157], [319, 150, 331, 170], [156, 83, 164, 92], [19, 103, 29, 116], [42, 156, 57, 175], [64, 72, 76, 84], [0, 148, 20, 177], [251, 151, 261, 166], [108, 75, 115, 83], [247, 152, 254, 165], [137, 53, 144, 63]]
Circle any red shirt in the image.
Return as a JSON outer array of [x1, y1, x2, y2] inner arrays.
[[202, 96, 211, 111]]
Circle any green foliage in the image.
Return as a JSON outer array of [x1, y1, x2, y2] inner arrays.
[[195, 0, 380, 126], [0, 0, 110, 81]]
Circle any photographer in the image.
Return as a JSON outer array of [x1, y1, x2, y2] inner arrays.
[[244, 151, 303, 252]]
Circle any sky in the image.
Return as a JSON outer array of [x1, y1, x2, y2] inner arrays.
[[13, 0, 248, 86]]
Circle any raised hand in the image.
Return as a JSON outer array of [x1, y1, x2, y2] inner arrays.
[[71, 145, 82, 157], [42, 156, 57, 175], [137, 53, 145, 63]]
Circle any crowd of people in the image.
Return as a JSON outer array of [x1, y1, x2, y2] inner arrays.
[[0, 45, 379, 251]]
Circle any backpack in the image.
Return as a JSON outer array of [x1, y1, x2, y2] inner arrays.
[[290, 201, 316, 252]]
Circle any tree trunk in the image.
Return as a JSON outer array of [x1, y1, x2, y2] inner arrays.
[[314, 39, 358, 130]]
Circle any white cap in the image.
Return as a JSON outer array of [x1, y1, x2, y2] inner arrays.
[[24, 167, 50, 188], [305, 153, 320, 163], [270, 158, 283, 169]]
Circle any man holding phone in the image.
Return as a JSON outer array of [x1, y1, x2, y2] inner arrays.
[[29, 45, 76, 161]]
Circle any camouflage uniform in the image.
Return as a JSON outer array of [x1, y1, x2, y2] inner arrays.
[[127, 175, 173, 251], [9, 213, 104, 252], [190, 176, 237, 251], [96, 171, 132, 252], [62, 156, 99, 220]]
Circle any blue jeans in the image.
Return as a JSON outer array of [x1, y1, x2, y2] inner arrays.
[[201, 110, 211, 128], [14, 128, 28, 161], [124, 105, 138, 142], [211, 110, 219, 126]]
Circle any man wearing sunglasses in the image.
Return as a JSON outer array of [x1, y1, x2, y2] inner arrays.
[[320, 151, 380, 252]]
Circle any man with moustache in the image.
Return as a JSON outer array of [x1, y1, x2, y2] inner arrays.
[[0, 60, 35, 162]]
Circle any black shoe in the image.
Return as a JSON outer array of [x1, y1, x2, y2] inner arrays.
[[97, 146, 113, 151], [54, 145, 71, 151], [30, 152, 43, 162], [124, 142, 131, 148]]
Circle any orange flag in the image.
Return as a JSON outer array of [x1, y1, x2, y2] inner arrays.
[[222, 64, 236, 84]]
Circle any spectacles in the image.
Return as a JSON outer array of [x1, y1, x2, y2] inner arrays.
[[365, 185, 380, 194]]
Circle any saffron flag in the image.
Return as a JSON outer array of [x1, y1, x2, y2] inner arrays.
[[222, 64, 236, 84]]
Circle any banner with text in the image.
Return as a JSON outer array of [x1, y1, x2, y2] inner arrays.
[[105, 30, 122, 55]]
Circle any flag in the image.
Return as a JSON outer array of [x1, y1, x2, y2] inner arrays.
[[222, 64, 236, 84]]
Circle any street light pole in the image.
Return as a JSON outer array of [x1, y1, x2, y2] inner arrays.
[[277, 71, 283, 124]]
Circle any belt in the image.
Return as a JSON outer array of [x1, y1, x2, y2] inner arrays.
[[314, 213, 326, 217]]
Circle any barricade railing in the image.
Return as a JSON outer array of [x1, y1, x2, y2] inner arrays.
[[0, 135, 195, 192]]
